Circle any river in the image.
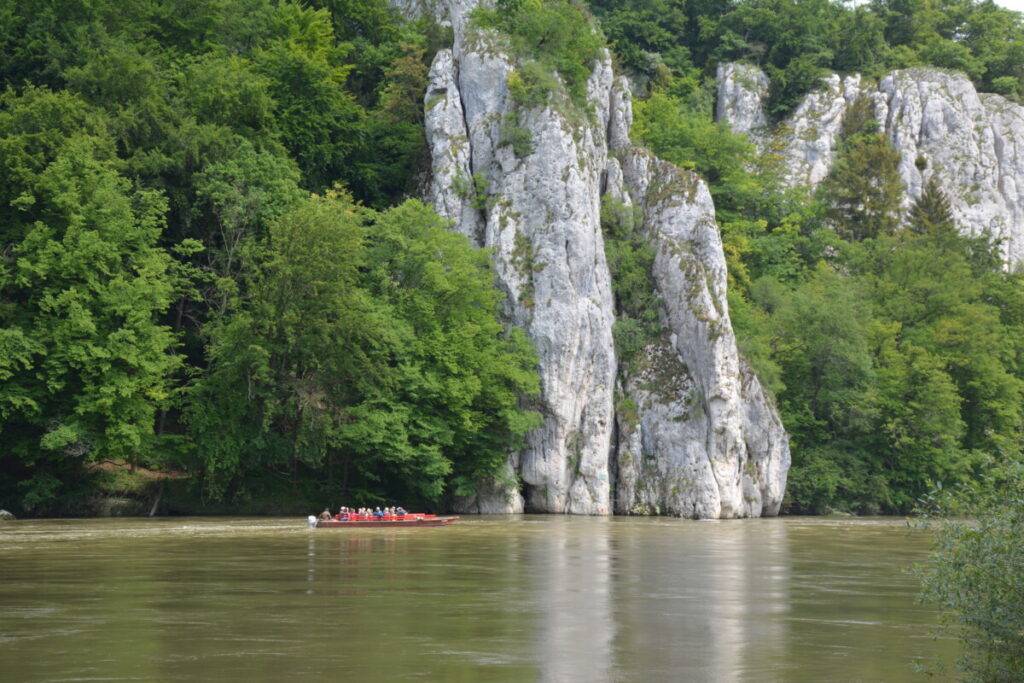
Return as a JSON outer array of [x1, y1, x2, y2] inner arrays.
[[0, 515, 956, 681]]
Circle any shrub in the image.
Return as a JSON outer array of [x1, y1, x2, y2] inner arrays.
[[916, 461, 1024, 681], [472, 0, 604, 109]]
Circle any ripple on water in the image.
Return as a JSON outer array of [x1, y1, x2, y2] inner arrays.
[[0, 518, 311, 546], [0, 516, 957, 682]]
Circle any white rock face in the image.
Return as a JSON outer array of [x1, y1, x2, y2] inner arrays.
[[738, 361, 789, 516], [614, 342, 722, 518], [610, 142, 788, 517], [425, 20, 618, 514], [406, 2, 789, 516], [717, 63, 1024, 264], [715, 63, 769, 136], [423, 49, 477, 238], [880, 70, 1024, 263]]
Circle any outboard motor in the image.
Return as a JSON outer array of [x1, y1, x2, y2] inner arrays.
[[307, 515, 317, 529]]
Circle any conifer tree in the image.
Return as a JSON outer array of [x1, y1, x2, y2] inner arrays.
[[909, 176, 955, 236], [822, 97, 905, 241]]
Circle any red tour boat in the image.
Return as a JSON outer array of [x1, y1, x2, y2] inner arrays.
[[308, 513, 459, 528]]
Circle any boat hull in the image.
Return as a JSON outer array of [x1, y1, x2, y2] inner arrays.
[[314, 516, 459, 529]]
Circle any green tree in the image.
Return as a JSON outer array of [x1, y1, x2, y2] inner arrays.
[[917, 459, 1024, 681], [186, 193, 539, 505], [253, 4, 366, 192], [871, 339, 966, 510], [755, 267, 878, 512], [783, 183, 1024, 513], [0, 87, 183, 511], [586, 0, 697, 91], [353, 42, 431, 207], [821, 97, 905, 241], [859, 188, 1024, 462], [192, 139, 305, 314], [909, 176, 955, 235], [363, 200, 541, 499], [184, 190, 372, 499]]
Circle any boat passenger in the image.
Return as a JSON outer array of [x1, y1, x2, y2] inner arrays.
[[318, 508, 332, 521], [396, 506, 407, 516], [373, 507, 384, 519]]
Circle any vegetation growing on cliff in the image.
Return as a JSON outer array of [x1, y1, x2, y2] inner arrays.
[[472, 0, 604, 110], [625, 4, 1024, 515], [600, 195, 662, 368], [590, 0, 1024, 116]]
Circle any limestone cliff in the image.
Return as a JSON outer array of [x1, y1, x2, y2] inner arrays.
[[717, 62, 1024, 264], [403, 1, 789, 516]]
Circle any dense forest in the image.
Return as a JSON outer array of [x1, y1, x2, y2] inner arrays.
[[2, 0, 1024, 528], [0, 0, 542, 514]]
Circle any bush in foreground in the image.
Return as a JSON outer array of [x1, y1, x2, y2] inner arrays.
[[916, 460, 1024, 681]]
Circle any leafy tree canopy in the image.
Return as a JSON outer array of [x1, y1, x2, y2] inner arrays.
[[0, 0, 539, 514], [185, 191, 540, 507]]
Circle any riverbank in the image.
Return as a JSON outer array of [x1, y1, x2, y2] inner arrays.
[[0, 461, 909, 520], [1, 461, 331, 519]]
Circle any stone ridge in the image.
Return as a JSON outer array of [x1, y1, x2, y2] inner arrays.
[[717, 62, 1024, 265], [405, 1, 790, 517]]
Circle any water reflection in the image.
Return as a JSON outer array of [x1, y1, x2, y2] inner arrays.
[[533, 518, 615, 682], [0, 516, 954, 681], [604, 520, 790, 681]]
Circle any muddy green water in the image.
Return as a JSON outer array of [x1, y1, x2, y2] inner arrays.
[[0, 516, 955, 681]]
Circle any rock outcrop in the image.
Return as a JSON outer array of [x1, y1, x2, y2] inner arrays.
[[717, 63, 1024, 264], [605, 87, 787, 517], [403, 1, 789, 516]]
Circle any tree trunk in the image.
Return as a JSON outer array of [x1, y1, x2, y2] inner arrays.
[[149, 481, 164, 517]]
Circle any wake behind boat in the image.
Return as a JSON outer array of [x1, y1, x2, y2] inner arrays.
[[308, 513, 459, 529]]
